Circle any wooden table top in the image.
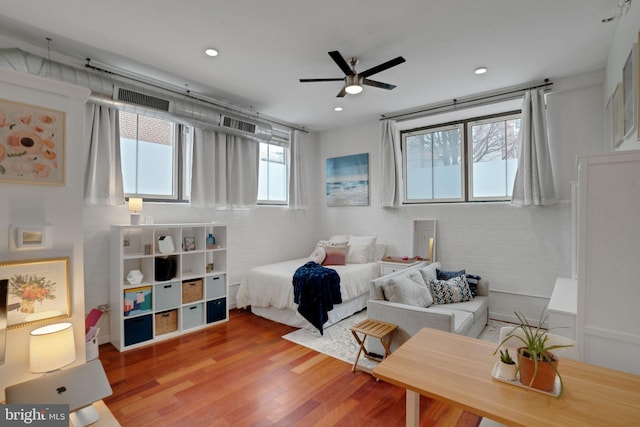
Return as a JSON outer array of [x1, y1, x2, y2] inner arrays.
[[373, 328, 640, 426]]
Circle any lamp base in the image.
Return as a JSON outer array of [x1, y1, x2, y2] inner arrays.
[[130, 213, 141, 225], [70, 404, 99, 427]]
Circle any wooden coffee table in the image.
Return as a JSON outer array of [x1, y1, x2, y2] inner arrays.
[[350, 318, 397, 372]]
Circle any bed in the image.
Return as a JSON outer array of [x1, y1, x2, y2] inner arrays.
[[236, 236, 384, 330]]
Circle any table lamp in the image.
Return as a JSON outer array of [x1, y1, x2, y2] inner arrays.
[[30, 322, 76, 373], [128, 197, 143, 225]]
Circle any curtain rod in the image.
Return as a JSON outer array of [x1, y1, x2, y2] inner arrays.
[[381, 79, 552, 122], [84, 61, 308, 134]]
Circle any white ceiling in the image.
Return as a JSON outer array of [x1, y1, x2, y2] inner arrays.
[[0, 0, 620, 131]]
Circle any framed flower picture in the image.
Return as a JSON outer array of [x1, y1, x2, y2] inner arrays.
[[2, 257, 71, 329]]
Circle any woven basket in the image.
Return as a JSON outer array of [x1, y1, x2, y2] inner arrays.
[[155, 310, 178, 335], [182, 279, 203, 303]]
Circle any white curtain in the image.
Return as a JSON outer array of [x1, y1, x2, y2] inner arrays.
[[380, 119, 402, 208], [84, 103, 125, 205], [511, 89, 557, 206], [191, 128, 259, 209], [288, 129, 307, 209]]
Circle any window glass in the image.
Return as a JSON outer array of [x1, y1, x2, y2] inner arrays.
[[469, 115, 520, 200], [120, 111, 176, 198], [404, 125, 463, 202], [258, 142, 287, 203]]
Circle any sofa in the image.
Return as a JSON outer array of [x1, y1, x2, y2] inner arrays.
[[366, 261, 489, 355]]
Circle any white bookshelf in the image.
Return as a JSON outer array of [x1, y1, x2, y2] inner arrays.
[[109, 223, 228, 351]]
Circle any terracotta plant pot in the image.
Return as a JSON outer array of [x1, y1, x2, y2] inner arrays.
[[518, 347, 558, 392]]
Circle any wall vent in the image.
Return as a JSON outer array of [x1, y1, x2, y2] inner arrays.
[[220, 116, 257, 134], [115, 87, 172, 112]]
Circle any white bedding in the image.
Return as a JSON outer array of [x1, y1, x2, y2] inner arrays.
[[236, 257, 380, 316]]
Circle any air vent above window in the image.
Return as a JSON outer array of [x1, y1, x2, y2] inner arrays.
[[220, 116, 257, 134], [115, 87, 172, 112]]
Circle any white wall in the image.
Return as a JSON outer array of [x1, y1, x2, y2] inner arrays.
[[0, 69, 89, 400], [315, 71, 605, 323], [82, 131, 323, 342]]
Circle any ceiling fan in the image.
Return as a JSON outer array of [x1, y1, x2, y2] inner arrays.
[[299, 51, 406, 97]]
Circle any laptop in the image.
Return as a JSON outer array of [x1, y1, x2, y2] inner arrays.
[[5, 359, 113, 411]]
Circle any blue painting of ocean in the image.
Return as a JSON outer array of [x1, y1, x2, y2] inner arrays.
[[326, 153, 369, 206]]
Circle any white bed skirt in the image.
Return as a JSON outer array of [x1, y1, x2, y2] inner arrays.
[[250, 293, 369, 330]]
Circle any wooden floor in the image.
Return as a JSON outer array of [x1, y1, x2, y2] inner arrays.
[[100, 309, 481, 427]]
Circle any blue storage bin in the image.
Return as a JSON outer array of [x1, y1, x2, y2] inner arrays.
[[206, 298, 227, 323], [124, 314, 153, 346]]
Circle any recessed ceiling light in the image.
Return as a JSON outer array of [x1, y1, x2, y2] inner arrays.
[[474, 67, 487, 75], [205, 48, 219, 57], [334, 106, 343, 112]]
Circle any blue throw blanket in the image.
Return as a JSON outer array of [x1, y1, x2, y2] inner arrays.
[[293, 261, 342, 335]]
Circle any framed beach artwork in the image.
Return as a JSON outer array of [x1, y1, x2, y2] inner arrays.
[[326, 153, 369, 207], [2, 257, 71, 329], [0, 98, 65, 185]]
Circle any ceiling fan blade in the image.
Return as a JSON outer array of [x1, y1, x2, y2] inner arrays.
[[328, 51, 355, 76], [299, 78, 345, 82], [359, 56, 406, 78], [336, 86, 347, 97], [363, 79, 397, 90]]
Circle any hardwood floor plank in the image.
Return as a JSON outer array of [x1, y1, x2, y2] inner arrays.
[[100, 309, 481, 426]]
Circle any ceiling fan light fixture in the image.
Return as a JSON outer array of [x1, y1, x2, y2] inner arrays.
[[474, 66, 487, 75], [345, 75, 363, 94], [334, 106, 343, 111]]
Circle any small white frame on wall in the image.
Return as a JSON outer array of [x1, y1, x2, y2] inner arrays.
[[9, 224, 52, 251]]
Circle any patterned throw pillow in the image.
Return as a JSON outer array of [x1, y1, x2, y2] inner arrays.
[[429, 276, 473, 304], [465, 274, 481, 297], [436, 268, 466, 280]]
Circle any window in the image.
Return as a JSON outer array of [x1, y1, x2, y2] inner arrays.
[[258, 142, 287, 204], [402, 111, 520, 203], [468, 114, 520, 200], [119, 111, 191, 201]]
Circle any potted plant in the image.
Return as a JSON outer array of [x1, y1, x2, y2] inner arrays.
[[494, 311, 573, 396], [497, 348, 517, 380]]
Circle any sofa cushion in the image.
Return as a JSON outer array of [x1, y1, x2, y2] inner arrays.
[[424, 306, 475, 335], [430, 276, 473, 304], [382, 271, 433, 307], [443, 296, 489, 322]]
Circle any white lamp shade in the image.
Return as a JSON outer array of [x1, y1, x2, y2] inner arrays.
[[30, 322, 76, 373], [128, 197, 143, 213]]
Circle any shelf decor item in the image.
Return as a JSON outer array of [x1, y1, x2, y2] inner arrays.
[[157, 235, 175, 254], [494, 311, 573, 397], [126, 269, 143, 286], [128, 198, 143, 225]]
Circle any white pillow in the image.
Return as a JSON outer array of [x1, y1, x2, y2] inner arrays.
[[316, 239, 348, 248], [347, 235, 377, 264], [372, 244, 386, 261], [418, 261, 441, 284], [329, 235, 350, 243], [382, 271, 433, 307], [308, 247, 326, 264]]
